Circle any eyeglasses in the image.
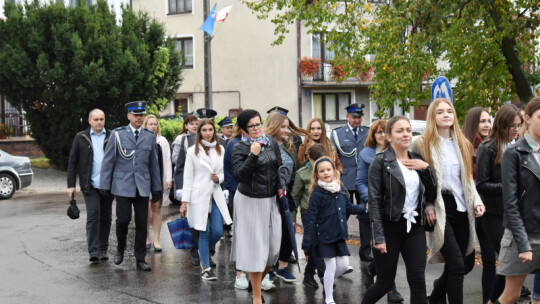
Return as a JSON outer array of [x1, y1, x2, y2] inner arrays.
[[510, 123, 522, 130], [247, 123, 263, 130]]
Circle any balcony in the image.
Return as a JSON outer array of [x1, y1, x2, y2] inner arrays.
[[302, 62, 375, 88]]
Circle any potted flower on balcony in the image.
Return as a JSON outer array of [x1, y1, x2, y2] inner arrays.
[[331, 62, 347, 82], [298, 57, 320, 81], [0, 123, 13, 139]]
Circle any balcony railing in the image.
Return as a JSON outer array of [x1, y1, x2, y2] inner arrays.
[[311, 62, 374, 83]]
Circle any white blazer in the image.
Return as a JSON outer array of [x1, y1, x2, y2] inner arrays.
[[182, 145, 233, 231], [157, 136, 173, 206]]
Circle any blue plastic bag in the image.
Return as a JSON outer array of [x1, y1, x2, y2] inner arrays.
[[167, 217, 194, 249]]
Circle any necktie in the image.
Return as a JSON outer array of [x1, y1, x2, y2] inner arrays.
[[134, 130, 139, 142], [353, 128, 358, 142]]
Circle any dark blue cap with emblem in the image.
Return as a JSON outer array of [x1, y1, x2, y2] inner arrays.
[[345, 103, 365, 117], [218, 117, 233, 127], [267, 106, 289, 116], [196, 108, 218, 120], [125, 101, 147, 114]]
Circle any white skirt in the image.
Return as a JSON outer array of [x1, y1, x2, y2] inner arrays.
[[230, 191, 282, 272]]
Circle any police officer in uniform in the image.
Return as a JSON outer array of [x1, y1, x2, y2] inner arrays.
[[175, 107, 220, 266], [218, 116, 234, 143], [330, 103, 373, 261], [99, 101, 162, 271]]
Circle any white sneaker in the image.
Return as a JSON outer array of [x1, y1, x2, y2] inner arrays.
[[234, 273, 249, 290], [340, 265, 353, 277], [261, 274, 276, 291]]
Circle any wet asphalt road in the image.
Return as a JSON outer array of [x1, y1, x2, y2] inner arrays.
[[0, 192, 534, 304]]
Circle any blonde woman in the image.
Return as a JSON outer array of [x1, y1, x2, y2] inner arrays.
[[411, 98, 485, 304], [142, 115, 172, 252], [297, 118, 343, 176], [263, 112, 309, 283]]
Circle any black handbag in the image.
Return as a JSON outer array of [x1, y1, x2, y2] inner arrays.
[[67, 193, 80, 220]]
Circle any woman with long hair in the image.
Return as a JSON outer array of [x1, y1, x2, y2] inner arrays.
[[496, 98, 540, 304], [362, 116, 436, 304], [263, 112, 309, 283], [142, 115, 173, 252], [411, 98, 485, 304], [231, 110, 286, 304], [171, 114, 199, 165], [180, 119, 232, 280], [476, 104, 522, 303], [355, 119, 403, 302], [298, 118, 343, 175], [461, 107, 493, 303]]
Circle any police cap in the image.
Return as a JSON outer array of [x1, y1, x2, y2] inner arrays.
[[196, 108, 218, 120], [345, 103, 365, 117], [125, 101, 147, 114], [218, 117, 233, 128], [266, 106, 289, 116]]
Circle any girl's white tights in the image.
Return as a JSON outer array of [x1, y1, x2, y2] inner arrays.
[[323, 256, 349, 303]]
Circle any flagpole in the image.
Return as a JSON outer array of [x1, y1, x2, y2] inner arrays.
[[203, 0, 213, 109]]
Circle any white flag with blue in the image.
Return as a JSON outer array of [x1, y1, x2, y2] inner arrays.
[[200, 4, 217, 36]]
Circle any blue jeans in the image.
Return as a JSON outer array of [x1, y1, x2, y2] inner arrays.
[[533, 274, 540, 301], [199, 200, 223, 268]]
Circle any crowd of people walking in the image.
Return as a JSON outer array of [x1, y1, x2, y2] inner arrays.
[[67, 97, 540, 304]]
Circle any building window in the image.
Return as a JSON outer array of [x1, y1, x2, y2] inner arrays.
[[169, 0, 192, 14], [312, 33, 336, 63], [175, 37, 193, 69], [313, 93, 351, 122], [174, 97, 188, 115]]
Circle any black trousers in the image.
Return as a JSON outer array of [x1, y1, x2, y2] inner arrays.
[[429, 193, 469, 304], [301, 212, 325, 278], [362, 217, 427, 304], [116, 193, 148, 262], [348, 190, 371, 257], [480, 213, 505, 303], [82, 187, 113, 255]]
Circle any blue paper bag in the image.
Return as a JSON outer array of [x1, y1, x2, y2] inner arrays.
[[167, 217, 194, 249]]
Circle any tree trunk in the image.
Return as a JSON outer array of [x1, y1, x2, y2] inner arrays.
[[500, 36, 534, 104]]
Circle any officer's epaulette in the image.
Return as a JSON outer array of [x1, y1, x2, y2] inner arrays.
[[332, 126, 343, 131], [114, 126, 126, 131], [143, 128, 155, 134]]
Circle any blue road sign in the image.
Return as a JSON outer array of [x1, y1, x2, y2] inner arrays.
[[431, 76, 453, 103]]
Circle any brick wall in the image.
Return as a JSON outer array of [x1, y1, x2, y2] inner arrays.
[[0, 137, 44, 157]]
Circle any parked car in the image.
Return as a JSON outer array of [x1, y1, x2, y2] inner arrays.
[[0, 150, 33, 199]]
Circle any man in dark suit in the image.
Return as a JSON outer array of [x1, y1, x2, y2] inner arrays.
[[330, 103, 373, 261], [67, 109, 113, 263], [99, 101, 162, 271]]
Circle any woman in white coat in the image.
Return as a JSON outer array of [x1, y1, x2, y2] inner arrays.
[[180, 119, 232, 281], [143, 114, 172, 252]]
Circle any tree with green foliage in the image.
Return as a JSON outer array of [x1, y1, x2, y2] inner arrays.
[[0, 0, 183, 169], [246, 0, 539, 117]]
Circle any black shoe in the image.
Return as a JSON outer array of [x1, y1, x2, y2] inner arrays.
[[360, 252, 374, 261], [190, 249, 200, 266], [146, 243, 151, 250], [209, 256, 216, 267], [153, 243, 162, 253], [99, 252, 109, 261], [521, 285, 532, 297], [302, 275, 319, 289], [136, 261, 151, 271], [201, 267, 217, 281], [114, 252, 124, 265], [289, 254, 297, 264], [89, 253, 99, 263], [387, 289, 404, 303]]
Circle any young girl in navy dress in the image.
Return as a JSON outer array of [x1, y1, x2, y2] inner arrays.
[[301, 156, 365, 304]]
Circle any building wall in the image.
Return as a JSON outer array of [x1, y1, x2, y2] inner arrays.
[[133, 0, 301, 124]]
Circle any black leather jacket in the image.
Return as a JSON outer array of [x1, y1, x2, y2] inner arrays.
[[368, 147, 437, 244], [67, 127, 111, 193], [476, 139, 503, 216], [231, 136, 285, 198], [502, 137, 540, 253]]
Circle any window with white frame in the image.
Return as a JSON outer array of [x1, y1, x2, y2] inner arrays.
[[175, 37, 193, 69], [313, 93, 351, 122], [169, 0, 192, 14]]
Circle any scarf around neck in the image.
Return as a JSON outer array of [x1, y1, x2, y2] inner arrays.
[[241, 133, 270, 151], [198, 140, 219, 173], [317, 179, 341, 193]]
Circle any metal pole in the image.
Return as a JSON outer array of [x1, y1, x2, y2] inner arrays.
[[203, 0, 213, 108]]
